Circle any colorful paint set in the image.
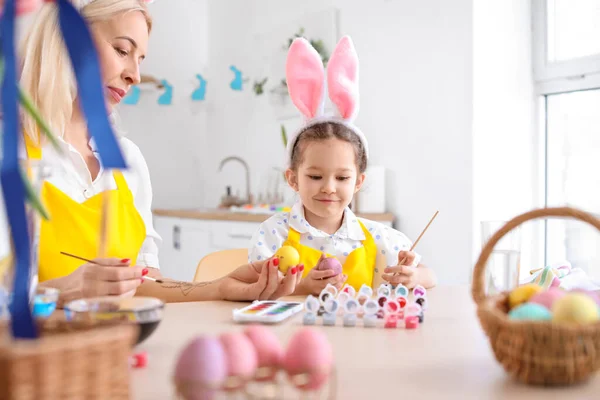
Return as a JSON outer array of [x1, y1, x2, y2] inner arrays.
[[233, 301, 304, 324], [303, 283, 428, 329]]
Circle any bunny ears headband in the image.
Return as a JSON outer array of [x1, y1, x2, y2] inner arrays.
[[285, 35, 368, 165]]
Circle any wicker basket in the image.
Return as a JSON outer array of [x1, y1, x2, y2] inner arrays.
[[472, 206, 600, 386], [0, 317, 138, 399]]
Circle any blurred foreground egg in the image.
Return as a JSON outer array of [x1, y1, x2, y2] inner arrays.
[[283, 328, 333, 391], [219, 332, 258, 389], [244, 325, 283, 381], [173, 336, 227, 400]]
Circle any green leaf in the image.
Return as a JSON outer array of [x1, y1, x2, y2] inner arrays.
[[0, 56, 50, 220], [18, 87, 63, 155], [19, 167, 50, 220], [281, 124, 287, 148]]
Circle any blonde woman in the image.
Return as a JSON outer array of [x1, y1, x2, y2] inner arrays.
[[5, 0, 302, 305]]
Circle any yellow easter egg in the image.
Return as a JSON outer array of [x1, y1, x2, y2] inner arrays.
[[274, 246, 300, 273], [552, 293, 599, 324], [508, 284, 542, 309]]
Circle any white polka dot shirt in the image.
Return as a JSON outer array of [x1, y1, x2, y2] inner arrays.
[[248, 202, 421, 267]]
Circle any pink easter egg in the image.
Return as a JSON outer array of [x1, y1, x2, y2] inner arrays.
[[283, 328, 333, 391], [173, 336, 227, 400], [529, 287, 566, 310], [244, 325, 284, 381], [219, 332, 258, 389], [316, 257, 343, 275]]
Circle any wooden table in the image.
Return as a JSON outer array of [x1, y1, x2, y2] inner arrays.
[[131, 286, 600, 399]]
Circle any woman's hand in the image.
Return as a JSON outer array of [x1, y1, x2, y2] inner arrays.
[[219, 258, 303, 301], [54, 257, 146, 305]]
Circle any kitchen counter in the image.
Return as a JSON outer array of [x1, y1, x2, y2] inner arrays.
[[153, 208, 395, 223]]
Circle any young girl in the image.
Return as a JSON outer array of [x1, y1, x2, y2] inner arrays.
[[249, 36, 436, 295]]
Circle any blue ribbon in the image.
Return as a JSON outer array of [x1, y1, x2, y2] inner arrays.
[[1, 0, 36, 339], [1, 0, 127, 339], [57, 0, 127, 169]]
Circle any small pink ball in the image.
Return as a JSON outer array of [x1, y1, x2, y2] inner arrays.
[[529, 287, 566, 310], [283, 328, 333, 391], [316, 257, 342, 275], [0, 0, 42, 16], [244, 325, 284, 381], [173, 336, 227, 400], [219, 333, 258, 390]]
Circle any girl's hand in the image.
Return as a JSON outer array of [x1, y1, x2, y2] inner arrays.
[[295, 267, 347, 296], [382, 265, 421, 288], [381, 250, 419, 288]]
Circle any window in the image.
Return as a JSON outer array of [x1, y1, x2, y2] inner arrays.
[[545, 89, 600, 278], [546, 0, 600, 62], [534, 0, 600, 279], [533, 0, 600, 88]]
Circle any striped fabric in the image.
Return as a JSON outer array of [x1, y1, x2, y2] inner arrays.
[[529, 262, 572, 289]]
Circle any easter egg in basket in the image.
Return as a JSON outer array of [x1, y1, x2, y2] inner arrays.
[[552, 293, 600, 324], [508, 284, 542, 309], [508, 303, 552, 321], [528, 287, 565, 310]]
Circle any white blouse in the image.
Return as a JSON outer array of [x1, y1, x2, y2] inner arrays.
[[0, 135, 162, 268], [248, 202, 421, 268]]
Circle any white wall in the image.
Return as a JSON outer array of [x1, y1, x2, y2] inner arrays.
[[119, 0, 210, 209], [119, 1, 539, 285], [472, 0, 540, 278], [0, 1, 541, 287], [203, 0, 474, 285]]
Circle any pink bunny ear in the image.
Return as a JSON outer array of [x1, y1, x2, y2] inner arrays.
[[286, 38, 325, 119], [327, 36, 359, 121]]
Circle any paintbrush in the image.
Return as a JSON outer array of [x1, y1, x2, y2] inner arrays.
[[60, 251, 163, 283], [396, 210, 439, 270]]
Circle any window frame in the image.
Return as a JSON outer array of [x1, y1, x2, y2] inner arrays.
[[532, 0, 600, 95], [532, 0, 600, 267]]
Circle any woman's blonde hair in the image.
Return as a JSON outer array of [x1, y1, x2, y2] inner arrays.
[[19, 0, 152, 144]]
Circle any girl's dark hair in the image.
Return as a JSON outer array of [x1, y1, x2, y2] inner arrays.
[[289, 122, 368, 173]]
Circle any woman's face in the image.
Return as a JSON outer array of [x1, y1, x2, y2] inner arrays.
[[91, 11, 149, 112]]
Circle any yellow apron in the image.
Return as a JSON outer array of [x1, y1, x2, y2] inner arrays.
[[283, 220, 377, 290], [25, 134, 146, 282]]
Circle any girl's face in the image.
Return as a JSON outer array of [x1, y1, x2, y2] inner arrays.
[[286, 138, 365, 221], [91, 11, 149, 112]]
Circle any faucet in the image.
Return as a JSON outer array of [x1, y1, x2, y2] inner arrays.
[[218, 156, 253, 206]]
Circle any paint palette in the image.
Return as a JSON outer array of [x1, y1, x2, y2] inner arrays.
[[233, 301, 304, 324]]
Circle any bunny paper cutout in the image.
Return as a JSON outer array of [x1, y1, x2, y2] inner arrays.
[[285, 35, 368, 165]]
